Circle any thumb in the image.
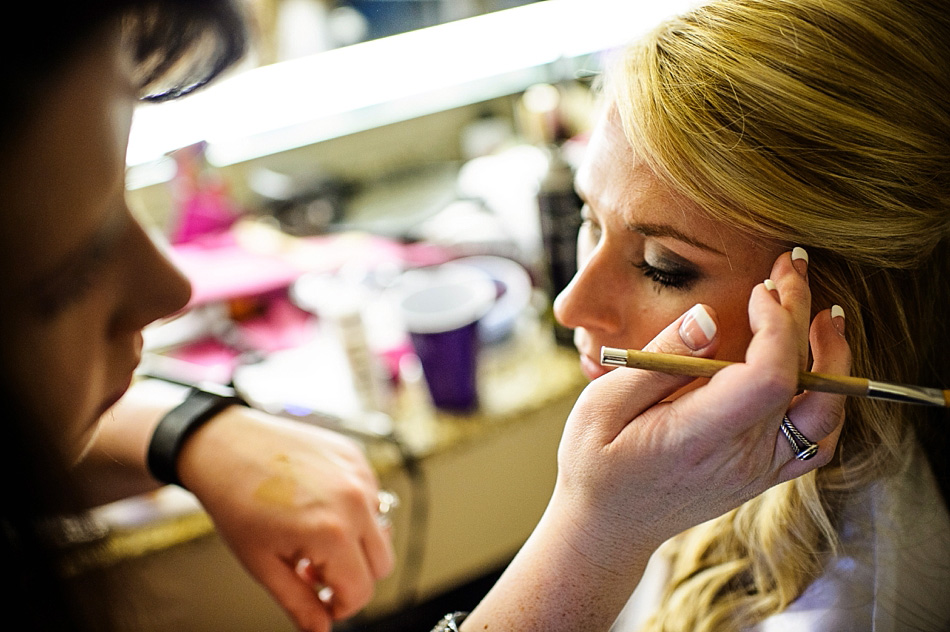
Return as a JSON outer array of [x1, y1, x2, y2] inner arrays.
[[583, 304, 722, 437], [644, 303, 720, 357]]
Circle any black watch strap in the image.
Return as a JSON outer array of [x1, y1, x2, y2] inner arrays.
[[146, 388, 243, 488]]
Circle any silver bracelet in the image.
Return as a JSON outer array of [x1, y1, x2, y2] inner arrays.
[[432, 611, 468, 632]]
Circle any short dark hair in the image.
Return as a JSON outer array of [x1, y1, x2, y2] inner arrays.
[[0, 0, 247, 146]]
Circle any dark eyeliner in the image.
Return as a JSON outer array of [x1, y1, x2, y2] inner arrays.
[[634, 259, 699, 290]]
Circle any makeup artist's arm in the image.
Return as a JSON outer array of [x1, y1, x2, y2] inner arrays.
[[75, 386, 395, 632], [460, 252, 851, 631]]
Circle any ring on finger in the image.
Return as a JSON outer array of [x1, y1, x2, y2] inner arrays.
[[295, 558, 335, 602], [376, 489, 399, 528], [780, 414, 819, 461]]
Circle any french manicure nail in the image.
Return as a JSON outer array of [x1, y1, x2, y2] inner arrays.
[[679, 304, 717, 350], [764, 279, 777, 292], [831, 304, 846, 336], [791, 246, 809, 276]]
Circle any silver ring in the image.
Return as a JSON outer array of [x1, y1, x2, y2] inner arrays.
[[780, 414, 818, 461], [376, 489, 399, 528], [294, 558, 335, 602]]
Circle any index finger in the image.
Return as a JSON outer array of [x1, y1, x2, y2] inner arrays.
[[766, 247, 812, 371], [258, 556, 334, 632], [669, 276, 804, 446]]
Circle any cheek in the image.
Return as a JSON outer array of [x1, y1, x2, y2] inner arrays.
[[5, 306, 111, 458], [715, 309, 755, 362], [705, 279, 763, 363], [626, 299, 696, 349]]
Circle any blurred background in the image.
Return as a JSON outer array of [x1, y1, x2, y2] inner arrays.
[[249, 0, 544, 63], [64, 2, 697, 630]]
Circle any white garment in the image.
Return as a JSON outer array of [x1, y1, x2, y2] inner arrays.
[[610, 443, 950, 631]]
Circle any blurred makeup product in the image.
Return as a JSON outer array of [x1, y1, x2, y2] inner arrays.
[[536, 146, 582, 301], [292, 273, 393, 414], [600, 347, 950, 407], [519, 83, 582, 347]]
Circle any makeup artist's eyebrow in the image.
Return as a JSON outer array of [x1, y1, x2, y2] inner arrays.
[[628, 222, 725, 255], [27, 210, 126, 296]]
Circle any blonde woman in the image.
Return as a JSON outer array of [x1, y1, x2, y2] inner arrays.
[[592, 0, 950, 628], [438, 0, 950, 630], [598, 0, 950, 628]]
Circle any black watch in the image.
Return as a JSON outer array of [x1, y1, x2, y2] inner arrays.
[[146, 386, 244, 488]]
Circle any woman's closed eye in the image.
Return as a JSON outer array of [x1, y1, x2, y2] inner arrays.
[[634, 258, 699, 291]]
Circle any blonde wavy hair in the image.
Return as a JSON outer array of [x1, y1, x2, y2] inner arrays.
[[604, 0, 950, 630]]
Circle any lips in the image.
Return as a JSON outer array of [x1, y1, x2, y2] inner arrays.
[[98, 333, 143, 417], [578, 351, 613, 381]]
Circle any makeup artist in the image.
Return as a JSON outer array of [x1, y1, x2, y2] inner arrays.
[[439, 0, 950, 630], [0, 2, 901, 632], [0, 2, 394, 631]]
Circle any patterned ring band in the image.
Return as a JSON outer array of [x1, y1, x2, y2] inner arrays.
[[780, 414, 819, 461]]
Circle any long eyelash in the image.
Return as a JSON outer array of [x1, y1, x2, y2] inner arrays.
[[634, 261, 697, 291]]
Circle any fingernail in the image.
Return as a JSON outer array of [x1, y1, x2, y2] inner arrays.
[[763, 278, 777, 292], [679, 304, 717, 350], [791, 246, 809, 276], [831, 304, 846, 336]]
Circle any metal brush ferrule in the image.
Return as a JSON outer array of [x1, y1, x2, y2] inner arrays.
[[600, 347, 629, 367], [866, 381, 946, 407]]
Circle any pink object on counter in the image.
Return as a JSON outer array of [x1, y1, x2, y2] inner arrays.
[[168, 231, 303, 307], [169, 228, 455, 308]]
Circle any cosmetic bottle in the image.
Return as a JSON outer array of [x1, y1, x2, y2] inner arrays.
[[518, 82, 585, 345], [536, 146, 582, 346]]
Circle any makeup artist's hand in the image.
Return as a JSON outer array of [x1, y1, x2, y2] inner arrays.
[[460, 249, 852, 632], [554, 248, 850, 580], [177, 408, 395, 632]]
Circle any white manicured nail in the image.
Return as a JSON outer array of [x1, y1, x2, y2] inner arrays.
[[831, 304, 846, 336], [679, 304, 717, 350], [791, 247, 809, 276]]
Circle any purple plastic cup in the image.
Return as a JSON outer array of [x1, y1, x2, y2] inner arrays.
[[397, 264, 496, 412]]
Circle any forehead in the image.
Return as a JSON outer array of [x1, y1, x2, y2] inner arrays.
[[576, 109, 759, 254], [577, 111, 695, 217], [0, 31, 133, 290]]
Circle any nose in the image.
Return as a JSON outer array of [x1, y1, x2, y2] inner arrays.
[[553, 243, 625, 336], [111, 218, 192, 335]]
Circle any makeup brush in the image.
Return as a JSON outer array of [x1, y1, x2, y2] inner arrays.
[[600, 347, 950, 407]]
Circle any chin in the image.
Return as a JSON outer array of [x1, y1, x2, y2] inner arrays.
[[71, 416, 106, 466]]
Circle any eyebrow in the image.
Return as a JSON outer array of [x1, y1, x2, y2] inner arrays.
[[28, 210, 126, 297], [628, 222, 725, 255]]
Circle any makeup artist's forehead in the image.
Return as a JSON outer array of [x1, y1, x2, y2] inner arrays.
[[0, 33, 132, 290]]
